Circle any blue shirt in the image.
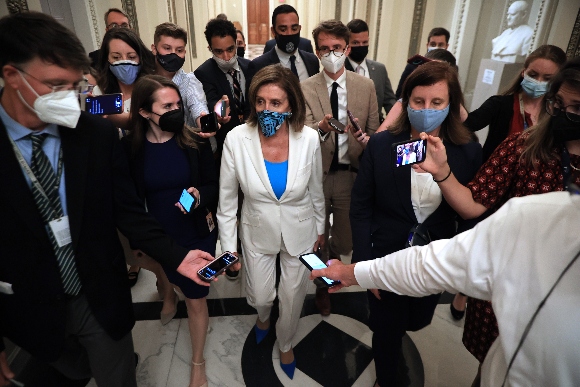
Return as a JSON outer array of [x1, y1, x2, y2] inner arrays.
[[264, 159, 288, 200], [0, 102, 68, 215]]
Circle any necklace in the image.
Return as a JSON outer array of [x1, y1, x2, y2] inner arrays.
[[570, 162, 580, 172]]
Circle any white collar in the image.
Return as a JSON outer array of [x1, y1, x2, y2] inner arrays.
[[323, 69, 347, 90]]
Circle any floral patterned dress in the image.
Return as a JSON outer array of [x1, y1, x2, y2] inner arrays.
[[462, 131, 580, 362]]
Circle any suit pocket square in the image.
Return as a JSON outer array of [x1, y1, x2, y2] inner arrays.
[[0, 281, 14, 295]]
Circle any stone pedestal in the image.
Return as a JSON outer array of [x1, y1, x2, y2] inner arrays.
[[470, 59, 522, 145]]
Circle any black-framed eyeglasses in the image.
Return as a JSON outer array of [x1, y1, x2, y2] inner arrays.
[[16, 68, 94, 94], [318, 46, 348, 58], [107, 22, 130, 29], [546, 99, 580, 123]]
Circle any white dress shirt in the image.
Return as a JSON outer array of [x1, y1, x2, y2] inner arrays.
[[322, 70, 350, 164], [217, 59, 247, 106], [354, 191, 580, 387], [410, 169, 442, 223], [347, 58, 370, 79], [275, 46, 309, 82]]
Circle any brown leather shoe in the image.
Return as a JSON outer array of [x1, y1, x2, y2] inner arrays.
[[315, 287, 331, 316]]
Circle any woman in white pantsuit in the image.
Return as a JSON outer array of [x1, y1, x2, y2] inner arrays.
[[217, 64, 325, 380]]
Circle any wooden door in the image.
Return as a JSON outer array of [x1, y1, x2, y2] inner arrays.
[[247, 0, 269, 44]]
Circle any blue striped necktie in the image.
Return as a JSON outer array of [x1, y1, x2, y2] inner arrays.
[[30, 134, 81, 295]]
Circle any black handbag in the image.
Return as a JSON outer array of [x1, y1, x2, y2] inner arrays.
[[406, 223, 431, 247]]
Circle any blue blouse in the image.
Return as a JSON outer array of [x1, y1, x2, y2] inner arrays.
[[264, 159, 288, 200]]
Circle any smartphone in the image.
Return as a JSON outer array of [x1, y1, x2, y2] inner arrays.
[[407, 54, 431, 66], [82, 93, 123, 115], [200, 112, 219, 133], [197, 252, 239, 282], [392, 138, 427, 168], [178, 189, 195, 213], [347, 110, 362, 133], [214, 99, 228, 117], [299, 253, 340, 288], [328, 118, 346, 133]]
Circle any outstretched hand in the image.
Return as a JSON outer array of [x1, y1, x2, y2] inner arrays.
[[177, 250, 216, 286], [309, 259, 358, 293], [414, 132, 449, 178]]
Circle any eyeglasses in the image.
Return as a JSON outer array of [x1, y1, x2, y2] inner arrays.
[[546, 99, 580, 123], [17, 68, 94, 94], [318, 46, 348, 57], [107, 22, 130, 29], [210, 46, 236, 55]]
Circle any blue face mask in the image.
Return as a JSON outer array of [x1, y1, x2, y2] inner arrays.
[[520, 73, 548, 99], [109, 60, 141, 85], [257, 110, 292, 137], [407, 104, 450, 133]]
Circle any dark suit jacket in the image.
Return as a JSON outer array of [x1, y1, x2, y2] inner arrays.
[[263, 37, 314, 54], [0, 113, 188, 361], [350, 130, 482, 263], [121, 137, 219, 232], [88, 49, 100, 69], [345, 58, 396, 122], [247, 47, 319, 86], [194, 57, 251, 156]]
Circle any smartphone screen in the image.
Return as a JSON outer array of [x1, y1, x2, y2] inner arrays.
[[299, 253, 340, 287], [84, 94, 123, 115], [328, 118, 346, 133], [392, 139, 426, 168], [347, 110, 362, 133], [178, 189, 195, 213], [214, 100, 228, 117], [221, 100, 228, 117], [198, 252, 239, 281], [407, 54, 431, 66], [200, 112, 219, 133]]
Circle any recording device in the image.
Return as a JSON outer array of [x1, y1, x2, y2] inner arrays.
[[200, 112, 219, 133], [299, 253, 340, 288], [178, 189, 195, 213], [328, 118, 346, 133], [197, 252, 239, 282], [347, 109, 362, 134], [82, 93, 123, 115], [214, 99, 228, 117], [407, 54, 431, 66], [392, 138, 427, 168]]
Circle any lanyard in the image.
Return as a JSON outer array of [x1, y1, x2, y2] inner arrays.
[[561, 145, 572, 190], [518, 93, 528, 130], [8, 133, 64, 211]]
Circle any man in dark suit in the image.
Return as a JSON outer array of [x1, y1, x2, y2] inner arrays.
[[0, 12, 217, 387], [247, 4, 319, 84], [195, 18, 251, 165], [263, 36, 314, 54], [345, 19, 396, 122], [88, 8, 131, 68]]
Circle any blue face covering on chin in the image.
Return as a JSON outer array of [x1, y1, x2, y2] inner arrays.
[[109, 60, 141, 85], [257, 110, 292, 137], [407, 104, 450, 133]]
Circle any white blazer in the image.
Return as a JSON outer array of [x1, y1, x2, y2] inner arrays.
[[217, 123, 325, 257]]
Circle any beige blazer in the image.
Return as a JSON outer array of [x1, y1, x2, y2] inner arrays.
[[301, 70, 380, 176], [217, 123, 325, 257]]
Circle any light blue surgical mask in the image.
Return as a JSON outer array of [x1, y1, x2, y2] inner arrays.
[[407, 104, 450, 133], [257, 110, 292, 137], [109, 60, 141, 85], [520, 73, 548, 99]]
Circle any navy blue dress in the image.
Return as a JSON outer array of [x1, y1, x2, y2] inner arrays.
[[143, 137, 216, 299]]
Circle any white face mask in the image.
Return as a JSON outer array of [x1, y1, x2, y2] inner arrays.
[[320, 51, 347, 74], [17, 72, 81, 128], [213, 54, 238, 72]]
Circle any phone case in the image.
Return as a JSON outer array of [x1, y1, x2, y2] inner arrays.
[[197, 252, 239, 282], [328, 118, 345, 133]]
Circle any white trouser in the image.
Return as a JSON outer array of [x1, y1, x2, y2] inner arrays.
[[243, 237, 313, 352]]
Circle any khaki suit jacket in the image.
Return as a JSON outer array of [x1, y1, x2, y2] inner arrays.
[[302, 70, 379, 177]]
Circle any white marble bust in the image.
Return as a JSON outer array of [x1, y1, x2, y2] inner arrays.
[[491, 1, 534, 63]]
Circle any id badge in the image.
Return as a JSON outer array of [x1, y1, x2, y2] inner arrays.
[[206, 212, 215, 232], [49, 216, 72, 247]]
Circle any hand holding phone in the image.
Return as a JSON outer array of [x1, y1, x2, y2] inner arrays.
[[214, 98, 229, 117], [407, 54, 431, 66], [392, 138, 427, 168], [327, 118, 346, 133], [299, 253, 340, 287], [178, 189, 196, 213], [347, 110, 362, 134], [82, 93, 123, 115], [200, 112, 219, 133], [197, 252, 239, 282]]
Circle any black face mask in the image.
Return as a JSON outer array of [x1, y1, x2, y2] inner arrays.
[[349, 45, 369, 63], [275, 32, 300, 54], [152, 108, 185, 133], [550, 112, 580, 143], [237, 46, 245, 58], [156, 53, 186, 73]]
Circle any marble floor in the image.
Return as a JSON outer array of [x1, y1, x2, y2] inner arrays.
[[82, 242, 478, 387]]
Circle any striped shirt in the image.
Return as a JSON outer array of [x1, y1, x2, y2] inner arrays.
[[172, 69, 209, 128]]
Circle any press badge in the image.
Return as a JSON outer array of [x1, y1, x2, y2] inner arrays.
[[49, 216, 72, 247], [206, 212, 215, 232]]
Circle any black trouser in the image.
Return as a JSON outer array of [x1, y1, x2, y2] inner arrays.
[[367, 289, 439, 386]]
